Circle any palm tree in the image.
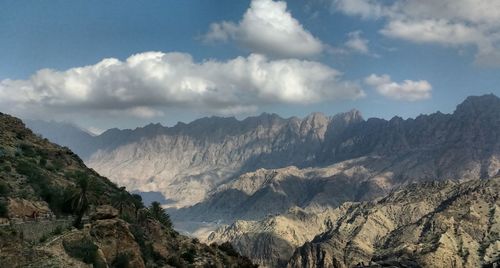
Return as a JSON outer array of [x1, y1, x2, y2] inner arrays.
[[148, 201, 172, 228], [131, 194, 144, 220], [72, 174, 90, 228], [112, 187, 129, 216]]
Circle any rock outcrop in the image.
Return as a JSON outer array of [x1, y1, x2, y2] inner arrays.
[[287, 177, 500, 268]]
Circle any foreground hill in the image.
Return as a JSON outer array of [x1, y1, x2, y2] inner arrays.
[[0, 112, 255, 267], [207, 177, 500, 267], [288, 177, 500, 268]]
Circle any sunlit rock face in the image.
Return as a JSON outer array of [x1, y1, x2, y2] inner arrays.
[[30, 95, 500, 212]]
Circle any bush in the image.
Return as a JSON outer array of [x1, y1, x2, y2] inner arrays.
[[0, 181, 9, 197], [52, 225, 63, 236], [112, 252, 131, 268], [20, 144, 36, 157], [39, 158, 47, 167], [2, 165, 11, 173], [0, 201, 8, 217], [218, 242, 239, 257], [166, 256, 184, 267], [63, 237, 98, 265], [180, 247, 197, 263]]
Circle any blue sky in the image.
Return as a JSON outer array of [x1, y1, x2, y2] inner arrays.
[[1, 0, 499, 132]]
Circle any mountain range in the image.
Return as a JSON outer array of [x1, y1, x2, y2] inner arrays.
[[24, 94, 500, 266], [27, 94, 500, 213]]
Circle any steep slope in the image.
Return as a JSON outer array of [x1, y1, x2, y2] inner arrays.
[[172, 157, 392, 222], [0, 112, 256, 267], [25, 119, 96, 159], [206, 207, 344, 267], [288, 177, 500, 268]]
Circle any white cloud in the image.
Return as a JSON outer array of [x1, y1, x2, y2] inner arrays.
[[203, 0, 324, 58], [0, 51, 364, 121], [365, 74, 432, 101], [345, 31, 370, 54], [332, 0, 500, 66]]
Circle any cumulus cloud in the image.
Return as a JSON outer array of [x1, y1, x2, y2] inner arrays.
[[203, 0, 324, 58], [0, 51, 364, 121], [332, 0, 500, 66], [365, 74, 432, 101]]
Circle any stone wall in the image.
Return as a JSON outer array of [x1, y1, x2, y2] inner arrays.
[[1, 218, 73, 242]]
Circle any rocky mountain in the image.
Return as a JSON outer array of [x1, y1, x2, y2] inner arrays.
[[206, 207, 341, 267], [29, 95, 500, 212], [0, 112, 256, 267], [200, 176, 500, 267], [287, 177, 500, 268], [31, 110, 363, 208]]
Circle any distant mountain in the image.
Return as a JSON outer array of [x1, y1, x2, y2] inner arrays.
[[28, 95, 500, 213], [25, 119, 96, 158]]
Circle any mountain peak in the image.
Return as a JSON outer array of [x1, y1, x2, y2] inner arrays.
[[455, 94, 500, 115]]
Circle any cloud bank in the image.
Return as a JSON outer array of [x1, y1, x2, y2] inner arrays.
[[0, 52, 364, 120], [203, 0, 324, 58], [332, 0, 500, 66], [365, 74, 432, 101]]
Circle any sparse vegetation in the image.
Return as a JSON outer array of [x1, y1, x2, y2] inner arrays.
[[63, 237, 99, 265], [71, 173, 91, 228], [148, 201, 172, 228], [112, 252, 131, 268], [0, 200, 8, 217]]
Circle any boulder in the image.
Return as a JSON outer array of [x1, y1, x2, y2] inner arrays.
[[91, 205, 118, 221], [90, 218, 145, 268]]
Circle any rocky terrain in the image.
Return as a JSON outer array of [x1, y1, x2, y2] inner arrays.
[[0, 112, 256, 267], [29, 94, 500, 213], [206, 177, 500, 267], [171, 157, 392, 222], [206, 207, 341, 267], [29, 110, 363, 208], [288, 177, 500, 268]]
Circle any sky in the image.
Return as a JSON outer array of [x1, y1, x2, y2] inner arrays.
[[1, 0, 499, 134]]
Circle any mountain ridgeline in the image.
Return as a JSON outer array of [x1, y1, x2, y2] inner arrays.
[[27, 94, 500, 212]]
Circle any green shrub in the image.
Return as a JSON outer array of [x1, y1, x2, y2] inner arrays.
[[180, 247, 196, 263], [2, 165, 11, 173], [63, 237, 98, 265], [112, 252, 131, 268], [0, 201, 8, 217], [52, 225, 63, 236], [166, 256, 184, 267], [52, 159, 65, 171], [20, 144, 36, 157], [0, 181, 9, 197], [39, 158, 47, 167], [39, 233, 49, 243], [218, 242, 239, 257]]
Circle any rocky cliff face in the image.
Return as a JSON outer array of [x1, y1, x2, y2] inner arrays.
[[206, 207, 343, 267], [287, 177, 500, 268], [29, 95, 500, 211]]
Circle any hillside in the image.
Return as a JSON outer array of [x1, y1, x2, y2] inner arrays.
[[0, 112, 256, 267], [288, 177, 500, 268], [206, 177, 500, 267]]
